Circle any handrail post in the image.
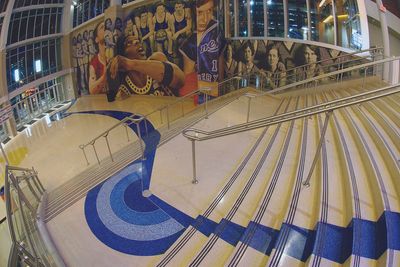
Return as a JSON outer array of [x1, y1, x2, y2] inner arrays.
[[303, 110, 333, 187], [103, 133, 113, 162], [191, 139, 198, 184], [159, 109, 163, 124], [124, 124, 130, 142], [91, 142, 100, 165], [362, 66, 367, 89], [136, 121, 145, 160], [79, 145, 89, 165], [166, 106, 170, 129], [201, 87, 211, 119]]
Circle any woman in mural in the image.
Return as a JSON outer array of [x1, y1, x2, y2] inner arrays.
[[104, 18, 115, 62], [264, 43, 286, 88], [113, 18, 123, 45], [294, 44, 324, 82], [238, 41, 260, 76], [76, 33, 87, 94], [88, 30, 97, 55], [89, 21, 107, 95], [153, 3, 173, 56], [137, 8, 154, 58], [107, 35, 185, 101], [224, 42, 237, 78]]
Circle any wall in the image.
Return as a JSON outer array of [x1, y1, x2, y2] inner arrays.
[[368, 18, 400, 56]]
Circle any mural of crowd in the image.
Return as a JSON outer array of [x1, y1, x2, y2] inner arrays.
[[224, 40, 359, 89], [71, 0, 224, 101]]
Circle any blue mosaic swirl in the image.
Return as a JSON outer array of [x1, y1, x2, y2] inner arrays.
[[83, 111, 190, 255]]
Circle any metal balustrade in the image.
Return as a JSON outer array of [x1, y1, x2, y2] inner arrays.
[[12, 83, 66, 129], [4, 165, 65, 267], [182, 56, 400, 185], [79, 76, 245, 166], [242, 47, 384, 91]]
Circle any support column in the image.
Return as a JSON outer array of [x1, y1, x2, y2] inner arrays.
[[375, 0, 391, 81]]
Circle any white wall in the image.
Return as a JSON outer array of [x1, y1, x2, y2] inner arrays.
[[368, 20, 400, 56]]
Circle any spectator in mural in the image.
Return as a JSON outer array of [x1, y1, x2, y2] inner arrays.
[[171, 1, 192, 65], [124, 16, 139, 38], [88, 30, 97, 55], [76, 33, 87, 94], [107, 35, 185, 101], [137, 8, 154, 58], [238, 41, 260, 76], [89, 21, 107, 94], [153, 3, 173, 56], [104, 18, 115, 62], [224, 42, 237, 78], [264, 43, 286, 87], [113, 18, 123, 45], [294, 44, 324, 81]]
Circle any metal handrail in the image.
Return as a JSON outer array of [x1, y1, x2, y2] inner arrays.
[[78, 76, 243, 164], [258, 46, 383, 79], [183, 84, 400, 141], [183, 83, 399, 184], [263, 56, 400, 95]]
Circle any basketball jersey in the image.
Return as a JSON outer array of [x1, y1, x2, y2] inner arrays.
[[155, 14, 168, 31], [198, 19, 220, 83], [174, 14, 187, 32]]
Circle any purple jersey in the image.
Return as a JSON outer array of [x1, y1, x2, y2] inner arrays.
[[198, 20, 221, 83]]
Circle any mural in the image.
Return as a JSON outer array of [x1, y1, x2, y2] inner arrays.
[[71, 0, 225, 102], [223, 40, 367, 89]]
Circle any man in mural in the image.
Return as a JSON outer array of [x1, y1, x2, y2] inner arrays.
[[137, 8, 154, 58], [238, 41, 260, 76], [88, 30, 97, 55], [153, 3, 173, 56], [104, 18, 116, 62], [89, 21, 107, 95], [171, 1, 192, 67], [179, 0, 223, 96], [107, 35, 185, 101], [124, 16, 139, 38]]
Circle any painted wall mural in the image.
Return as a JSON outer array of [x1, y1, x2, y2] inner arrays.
[[223, 40, 369, 89], [71, 0, 224, 101]]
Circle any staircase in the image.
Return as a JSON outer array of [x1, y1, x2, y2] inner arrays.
[[155, 80, 400, 266]]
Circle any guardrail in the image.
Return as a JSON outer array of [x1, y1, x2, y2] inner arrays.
[[78, 76, 245, 165], [256, 46, 384, 89], [182, 57, 400, 186], [4, 165, 65, 267]]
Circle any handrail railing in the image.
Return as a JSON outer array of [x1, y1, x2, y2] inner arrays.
[[183, 83, 400, 184], [4, 165, 66, 267], [257, 56, 400, 95], [78, 76, 244, 165], [183, 84, 400, 141], [257, 47, 384, 87]]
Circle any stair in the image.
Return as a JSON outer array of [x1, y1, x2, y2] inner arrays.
[[153, 83, 400, 267]]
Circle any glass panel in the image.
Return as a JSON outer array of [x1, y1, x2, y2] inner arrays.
[[250, 0, 264, 36], [228, 0, 234, 37], [288, 0, 308, 40], [313, 0, 334, 44], [267, 0, 284, 37], [238, 0, 248, 37]]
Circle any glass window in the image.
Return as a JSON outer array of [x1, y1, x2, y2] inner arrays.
[[73, 0, 110, 27], [267, 0, 284, 37], [250, 0, 264, 37], [288, 0, 308, 40], [6, 38, 62, 92], [239, 0, 249, 37], [14, 0, 62, 8], [0, 0, 9, 12], [7, 8, 63, 45], [311, 0, 334, 44]]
